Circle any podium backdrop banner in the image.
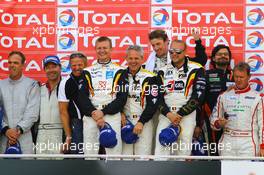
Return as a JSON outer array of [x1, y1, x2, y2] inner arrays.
[[0, 0, 263, 90]]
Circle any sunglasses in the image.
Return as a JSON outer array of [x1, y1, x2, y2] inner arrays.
[[70, 52, 86, 59], [169, 49, 184, 55]]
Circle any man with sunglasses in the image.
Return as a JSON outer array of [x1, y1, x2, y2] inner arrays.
[[155, 40, 206, 157], [58, 52, 97, 154], [145, 29, 207, 74]]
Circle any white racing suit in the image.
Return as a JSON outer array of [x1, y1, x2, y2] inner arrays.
[[122, 67, 159, 156], [36, 83, 63, 155], [82, 61, 128, 156], [155, 58, 206, 157], [0, 76, 40, 154], [210, 86, 264, 157]]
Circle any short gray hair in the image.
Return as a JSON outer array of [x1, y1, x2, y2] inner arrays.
[[126, 45, 144, 58]]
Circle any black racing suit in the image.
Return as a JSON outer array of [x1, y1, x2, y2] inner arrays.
[[201, 68, 234, 156]]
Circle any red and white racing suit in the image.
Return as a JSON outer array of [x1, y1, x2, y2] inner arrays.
[[210, 86, 264, 157]]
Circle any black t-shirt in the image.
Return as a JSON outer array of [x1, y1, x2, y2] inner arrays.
[[58, 71, 96, 119]]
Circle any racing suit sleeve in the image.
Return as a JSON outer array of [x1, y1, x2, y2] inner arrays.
[[102, 70, 128, 115], [258, 97, 264, 148], [17, 81, 40, 133], [158, 71, 172, 117], [177, 68, 206, 117], [210, 95, 224, 131], [138, 76, 160, 125], [189, 39, 208, 66]]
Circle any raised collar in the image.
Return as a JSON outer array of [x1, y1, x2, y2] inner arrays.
[[97, 59, 111, 65], [127, 66, 142, 76], [8, 74, 24, 84], [234, 84, 251, 94]]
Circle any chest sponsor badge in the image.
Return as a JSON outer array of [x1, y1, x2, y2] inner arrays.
[[106, 71, 114, 79]]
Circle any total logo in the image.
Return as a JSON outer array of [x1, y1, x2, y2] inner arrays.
[[81, 35, 147, 48], [57, 32, 77, 51], [0, 32, 54, 49], [58, 54, 71, 75], [247, 7, 264, 26], [79, 10, 148, 25], [0, 10, 54, 26], [172, 10, 243, 24], [246, 54, 264, 72], [250, 78, 264, 92], [151, 7, 172, 27], [246, 30, 264, 50], [247, 0, 264, 4], [62, 0, 72, 3], [58, 9, 75, 26], [0, 58, 41, 72], [58, 0, 78, 5], [2, 0, 55, 2], [151, 0, 172, 4]]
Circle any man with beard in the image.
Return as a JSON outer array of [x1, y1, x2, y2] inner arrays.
[[200, 45, 234, 156]]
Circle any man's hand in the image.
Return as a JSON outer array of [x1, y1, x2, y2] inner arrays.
[[167, 112, 181, 126], [193, 126, 202, 139], [6, 128, 20, 145], [61, 136, 72, 154], [92, 110, 104, 121], [133, 122, 143, 135], [191, 29, 200, 41], [121, 113, 126, 127], [218, 118, 228, 128], [259, 145, 264, 157], [96, 118, 105, 128]]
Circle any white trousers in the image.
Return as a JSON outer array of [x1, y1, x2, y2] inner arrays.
[[154, 112, 196, 158], [122, 119, 153, 156], [83, 113, 122, 157]]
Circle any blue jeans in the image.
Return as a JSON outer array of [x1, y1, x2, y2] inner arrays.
[[70, 118, 83, 154]]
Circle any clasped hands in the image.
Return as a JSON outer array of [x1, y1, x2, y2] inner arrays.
[[166, 112, 182, 126], [92, 110, 105, 128]]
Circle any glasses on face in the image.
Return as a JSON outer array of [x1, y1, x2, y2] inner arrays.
[[215, 52, 229, 57], [169, 48, 184, 55]]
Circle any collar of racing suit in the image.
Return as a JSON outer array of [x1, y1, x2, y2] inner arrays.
[[234, 84, 251, 94], [97, 59, 111, 65], [171, 56, 189, 73], [127, 66, 142, 76], [8, 74, 25, 84], [126, 66, 142, 84]]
